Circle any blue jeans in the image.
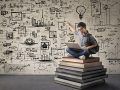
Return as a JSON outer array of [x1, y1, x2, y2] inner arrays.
[[66, 48, 90, 58]]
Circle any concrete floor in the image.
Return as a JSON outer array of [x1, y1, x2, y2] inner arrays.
[[0, 75, 120, 90]]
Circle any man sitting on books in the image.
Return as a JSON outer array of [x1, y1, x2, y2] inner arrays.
[[65, 21, 99, 60]]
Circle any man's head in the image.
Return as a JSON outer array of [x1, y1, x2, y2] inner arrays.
[[77, 22, 87, 35]]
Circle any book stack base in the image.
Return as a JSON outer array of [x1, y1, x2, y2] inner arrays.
[[54, 57, 108, 89]]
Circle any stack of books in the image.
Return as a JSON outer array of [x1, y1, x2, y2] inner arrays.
[[54, 57, 108, 89]]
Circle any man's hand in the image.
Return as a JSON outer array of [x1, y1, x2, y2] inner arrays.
[[64, 21, 76, 32], [64, 21, 70, 26]]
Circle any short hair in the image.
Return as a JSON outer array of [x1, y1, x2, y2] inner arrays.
[[77, 22, 86, 28]]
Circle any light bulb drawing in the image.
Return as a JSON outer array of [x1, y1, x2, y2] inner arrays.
[[76, 5, 86, 19]]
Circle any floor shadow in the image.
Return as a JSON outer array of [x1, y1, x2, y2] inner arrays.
[[82, 82, 120, 90]]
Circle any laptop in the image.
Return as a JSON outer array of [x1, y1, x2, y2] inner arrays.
[[65, 42, 81, 49]]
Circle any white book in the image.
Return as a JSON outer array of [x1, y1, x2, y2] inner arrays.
[[65, 42, 81, 49]]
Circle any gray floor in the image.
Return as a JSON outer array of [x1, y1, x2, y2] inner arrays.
[[0, 75, 120, 90]]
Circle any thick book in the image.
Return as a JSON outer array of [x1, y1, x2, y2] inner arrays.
[[56, 68, 107, 76], [56, 71, 106, 80], [56, 74, 107, 83], [62, 57, 100, 63], [60, 61, 102, 68], [54, 77, 105, 89], [59, 65, 104, 72]]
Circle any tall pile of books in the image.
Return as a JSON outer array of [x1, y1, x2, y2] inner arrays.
[[54, 57, 107, 89]]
